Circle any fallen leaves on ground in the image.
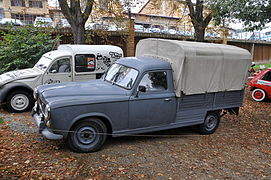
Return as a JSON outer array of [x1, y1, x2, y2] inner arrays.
[[0, 89, 270, 179]]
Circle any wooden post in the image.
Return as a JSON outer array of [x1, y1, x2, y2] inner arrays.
[[126, 18, 135, 57], [222, 20, 228, 45], [251, 43, 255, 61]]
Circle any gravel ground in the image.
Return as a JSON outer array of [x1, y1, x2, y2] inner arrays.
[[0, 90, 270, 179]]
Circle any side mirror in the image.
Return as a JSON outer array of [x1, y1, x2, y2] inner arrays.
[[135, 85, 146, 98], [138, 85, 146, 92]]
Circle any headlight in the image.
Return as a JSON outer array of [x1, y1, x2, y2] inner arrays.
[[44, 104, 51, 120], [46, 120, 51, 128], [33, 101, 38, 112], [33, 88, 38, 100]]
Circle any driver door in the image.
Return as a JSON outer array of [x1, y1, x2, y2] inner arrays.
[[129, 71, 176, 129], [258, 70, 271, 95], [42, 57, 72, 85]]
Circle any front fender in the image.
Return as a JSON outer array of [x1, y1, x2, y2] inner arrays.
[[0, 82, 33, 103], [61, 112, 113, 138]]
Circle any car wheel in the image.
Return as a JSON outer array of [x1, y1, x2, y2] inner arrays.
[[6, 90, 34, 113], [66, 118, 107, 153], [252, 88, 266, 102], [197, 112, 220, 135]]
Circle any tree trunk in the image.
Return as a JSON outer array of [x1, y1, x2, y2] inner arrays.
[[58, 0, 94, 44], [194, 26, 205, 42], [71, 24, 85, 44], [185, 0, 212, 42]]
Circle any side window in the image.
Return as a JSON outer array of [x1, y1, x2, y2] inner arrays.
[[139, 71, 167, 92], [262, 71, 271, 81], [75, 54, 95, 72], [49, 58, 71, 73]]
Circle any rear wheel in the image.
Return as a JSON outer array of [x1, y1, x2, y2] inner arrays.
[[66, 118, 107, 153], [197, 112, 220, 135], [252, 88, 266, 102], [6, 90, 34, 113]]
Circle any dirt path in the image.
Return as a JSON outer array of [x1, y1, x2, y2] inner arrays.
[[0, 91, 270, 179]]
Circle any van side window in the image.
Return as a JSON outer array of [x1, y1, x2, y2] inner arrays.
[[49, 58, 71, 73], [75, 54, 96, 72], [139, 71, 167, 92]]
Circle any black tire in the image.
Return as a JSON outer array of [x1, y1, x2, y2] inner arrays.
[[66, 118, 107, 153], [197, 112, 220, 135], [6, 90, 34, 113]]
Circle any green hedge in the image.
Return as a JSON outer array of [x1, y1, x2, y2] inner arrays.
[[0, 26, 60, 74]]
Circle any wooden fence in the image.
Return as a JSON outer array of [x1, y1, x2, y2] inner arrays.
[[1, 26, 270, 63], [58, 30, 271, 63], [228, 40, 271, 63]]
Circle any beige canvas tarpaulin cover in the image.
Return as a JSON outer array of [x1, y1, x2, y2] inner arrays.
[[136, 38, 252, 97]]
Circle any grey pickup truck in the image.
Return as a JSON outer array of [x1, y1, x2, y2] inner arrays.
[[33, 39, 251, 152]]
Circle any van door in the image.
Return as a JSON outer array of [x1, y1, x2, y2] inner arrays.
[[42, 57, 72, 85]]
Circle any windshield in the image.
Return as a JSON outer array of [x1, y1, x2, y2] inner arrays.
[[34, 56, 52, 71], [104, 64, 138, 89]]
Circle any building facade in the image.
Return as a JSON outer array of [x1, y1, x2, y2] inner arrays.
[[0, 0, 49, 24], [133, 0, 217, 36], [134, 0, 193, 32]]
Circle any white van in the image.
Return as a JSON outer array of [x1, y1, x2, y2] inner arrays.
[[0, 45, 123, 112]]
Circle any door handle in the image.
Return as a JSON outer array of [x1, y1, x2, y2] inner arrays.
[[164, 98, 172, 102]]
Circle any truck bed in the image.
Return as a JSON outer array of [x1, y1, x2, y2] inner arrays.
[[175, 90, 244, 125]]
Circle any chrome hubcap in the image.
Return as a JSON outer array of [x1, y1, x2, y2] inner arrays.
[[205, 115, 217, 130], [77, 127, 97, 144], [11, 94, 29, 111]]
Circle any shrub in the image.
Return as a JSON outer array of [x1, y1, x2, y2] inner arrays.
[[0, 26, 60, 74]]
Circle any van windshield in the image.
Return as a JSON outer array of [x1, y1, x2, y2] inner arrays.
[[104, 64, 138, 89], [35, 56, 52, 71]]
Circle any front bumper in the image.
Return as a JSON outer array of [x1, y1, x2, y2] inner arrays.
[[33, 111, 63, 140]]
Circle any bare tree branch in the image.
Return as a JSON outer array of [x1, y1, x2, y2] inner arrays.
[[83, 0, 94, 22], [58, 0, 74, 23], [203, 12, 212, 28]]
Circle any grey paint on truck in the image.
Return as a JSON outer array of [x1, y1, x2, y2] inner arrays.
[[34, 57, 245, 140]]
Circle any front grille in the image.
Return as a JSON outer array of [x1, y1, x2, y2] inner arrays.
[[37, 98, 46, 117]]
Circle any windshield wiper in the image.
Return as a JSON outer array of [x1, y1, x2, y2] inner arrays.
[[112, 72, 121, 85], [103, 69, 109, 81]]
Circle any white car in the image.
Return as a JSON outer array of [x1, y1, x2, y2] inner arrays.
[[85, 23, 108, 30], [108, 25, 123, 31], [134, 25, 144, 32], [0, 45, 123, 112], [0, 18, 23, 26], [34, 17, 53, 27], [59, 19, 70, 28], [168, 29, 177, 34], [150, 28, 161, 33]]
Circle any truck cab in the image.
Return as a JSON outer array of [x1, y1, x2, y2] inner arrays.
[[0, 45, 123, 112]]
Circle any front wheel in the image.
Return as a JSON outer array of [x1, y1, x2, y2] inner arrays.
[[197, 112, 220, 135], [6, 90, 34, 113], [66, 118, 107, 153], [251, 88, 266, 102]]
